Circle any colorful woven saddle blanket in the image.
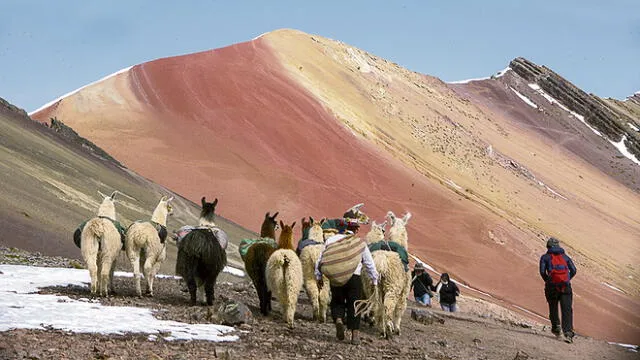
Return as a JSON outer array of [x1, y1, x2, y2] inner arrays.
[[368, 240, 409, 272], [238, 237, 277, 261], [73, 216, 127, 250], [173, 225, 228, 250]]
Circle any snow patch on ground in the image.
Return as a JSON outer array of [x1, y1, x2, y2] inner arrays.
[[346, 47, 372, 73], [29, 66, 133, 115], [446, 179, 463, 191], [608, 342, 639, 352], [608, 135, 640, 165], [113, 265, 245, 279], [0, 265, 238, 342], [510, 87, 538, 108], [628, 122, 639, 132], [602, 282, 624, 293]]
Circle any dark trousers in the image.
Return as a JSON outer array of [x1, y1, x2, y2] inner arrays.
[[545, 284, 574, 337], [330, 275, 362, 330]]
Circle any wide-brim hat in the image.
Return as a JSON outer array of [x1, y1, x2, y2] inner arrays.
[[414, 263, 425, 270]]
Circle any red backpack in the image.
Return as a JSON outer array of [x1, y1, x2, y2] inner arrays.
[[549, 253, 570, 287]]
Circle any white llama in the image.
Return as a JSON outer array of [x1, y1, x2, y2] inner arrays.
[[80, 191, 122, 297], [299, 218, 330, 322], [125, 196, 174, 297]]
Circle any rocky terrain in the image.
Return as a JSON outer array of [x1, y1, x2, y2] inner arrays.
[[1, 249, 637, 360]]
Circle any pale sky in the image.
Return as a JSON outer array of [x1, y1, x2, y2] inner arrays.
[[1, 0, 639, 111]]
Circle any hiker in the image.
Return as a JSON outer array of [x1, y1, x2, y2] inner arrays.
[[434, 272, 459, 312], [539, 237, 577, 343], [411, 263, 434, 307], [315, 217, 379, 345]]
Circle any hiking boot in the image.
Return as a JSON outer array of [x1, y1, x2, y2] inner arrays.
[[554, 333, 563, 341], [351, 330, 361, 345], [335, 319, 345, 341], [564, 332, 574, 344]]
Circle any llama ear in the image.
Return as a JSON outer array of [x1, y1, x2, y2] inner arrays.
[[160, 195, 167, 202], [301, 217, 306, 224], [98, 190, 108, 199], [279, 220, 284, 229], [352, 203, 364, 211], [402, 212, 412, 224], [372, 220, 377, 227], [213, 198, 218, 206], [110, 191, 118, 200], [167, 196, 174, 202], [291, 221, 296, 228], [265, 212, 270, 218], [320, 218, 327, 225], [272, 212, 279, 219], [309, 216, 314, 224], [201, 197, 206, 207]]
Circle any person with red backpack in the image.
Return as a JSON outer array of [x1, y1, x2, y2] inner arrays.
[[539, 237, 577, 343]]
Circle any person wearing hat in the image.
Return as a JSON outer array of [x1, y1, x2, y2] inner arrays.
[[411, 262, 434, 307], [539, 236, 577, 343], [316, 205, 378, 345]]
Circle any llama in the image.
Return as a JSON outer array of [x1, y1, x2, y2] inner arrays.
[[362, 213, 412, 338], [266, 220, 304, 328], [386, 211, 412, 249], [298, 218, 330, 322], [80, 191, 122, 297], [175, 197, 227, 305], [125, 196, 174, 297], [242, 212, 279, 315]]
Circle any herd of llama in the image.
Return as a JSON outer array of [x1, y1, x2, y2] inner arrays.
[[78, 192, 413, 337]]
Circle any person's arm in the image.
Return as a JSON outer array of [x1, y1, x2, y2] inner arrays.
[[454, 282, 460, 296], [539, 255, 549, 282], [567, 256, 577, 279], [361, 245, 379, 286]]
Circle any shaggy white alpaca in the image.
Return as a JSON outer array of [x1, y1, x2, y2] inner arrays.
[[362, 214, 412, 338], [299, 218, 330, 322], [125, 196, 174, 297], [386, 211, 412, 250], [266, 221, 303, 328], [81, 191, 121, 297]]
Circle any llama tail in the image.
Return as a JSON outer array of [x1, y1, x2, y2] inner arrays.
[[82, 220, 105, 254]]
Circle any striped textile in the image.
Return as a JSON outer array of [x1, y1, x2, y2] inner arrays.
[[319, 235, 365, 286]]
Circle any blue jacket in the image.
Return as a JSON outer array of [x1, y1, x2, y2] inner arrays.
[[539, 246, 577, 284]]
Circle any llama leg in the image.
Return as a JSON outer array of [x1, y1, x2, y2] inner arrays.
[[319, 282, 330, 323], [383, 291, 398, 338], [100, 256, 114, 297], [109, 259, 117, 295], [86, 256, 98, 296], [128, 249, 142, 297], [147, 259, 162, 297], [96, 256, 105, 296], [186, 276, 198, 306], [394, 297, 408, 335], [305, 279, 320, 321], [143, 257, 155, 296], [204, 279, 215, 306]]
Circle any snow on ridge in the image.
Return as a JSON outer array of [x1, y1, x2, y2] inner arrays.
[[28, 66, 133, 116], [252, 32, 269, 40], [448, 67, 511, 84], [609, 135, 640, 165], [0, 264, 238, 342], [528, 83, 603, 137], [510, 87, 538, 109]]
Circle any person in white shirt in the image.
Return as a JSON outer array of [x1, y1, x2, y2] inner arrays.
[[315, 218, 378, 345]]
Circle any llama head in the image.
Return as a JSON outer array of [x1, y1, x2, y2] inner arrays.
[[308, 217, 325, 243], [261, 211, 279, 238], [151, 195, 174, 226], [344, 203, 369, 225], [96, 190, 118, 220], [278, 220, 296, 249], [387, 210, 412, 227], [365, 220, 387, 244], [301, 217, 312, 234], [199, 196, 218, 226]]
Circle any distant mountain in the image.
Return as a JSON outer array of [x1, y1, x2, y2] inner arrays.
[[28, 29, 640, 343]]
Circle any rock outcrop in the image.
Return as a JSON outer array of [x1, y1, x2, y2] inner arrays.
[[509, 57, 640, 157]]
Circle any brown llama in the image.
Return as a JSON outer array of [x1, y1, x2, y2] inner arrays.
[[242, 212, 279, 315], [266, 220, 303, 328]]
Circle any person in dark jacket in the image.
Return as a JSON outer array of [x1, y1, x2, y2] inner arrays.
[[435, 272, 459, 312], [539, 237, 577, 343], [410, 263, 434, 307]]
